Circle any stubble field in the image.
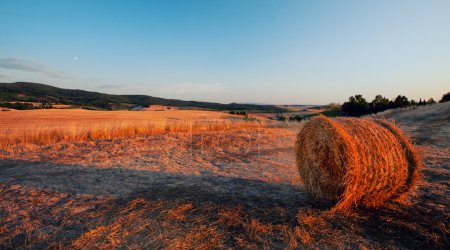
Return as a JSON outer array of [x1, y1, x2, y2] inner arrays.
[[0, 104, 449, 249]]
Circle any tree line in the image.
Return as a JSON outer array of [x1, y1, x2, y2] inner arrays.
[[342, 92, 449, 117], [0, 102, 53, 110]]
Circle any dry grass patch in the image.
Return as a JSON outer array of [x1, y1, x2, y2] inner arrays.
[[0, 138, 448, 249], [0, 108, 292, 150], [0, 119, 287, 150]]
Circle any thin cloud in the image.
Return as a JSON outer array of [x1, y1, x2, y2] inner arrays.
[[0, 58, 67, 79], [98, 84, 124, 89], [160, 82, 228, 94]]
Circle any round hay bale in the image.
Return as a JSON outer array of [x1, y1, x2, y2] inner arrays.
[[295, 115, 421, 211]]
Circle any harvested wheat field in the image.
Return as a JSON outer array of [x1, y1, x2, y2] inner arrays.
[[0, 109, 279, 149], [0, 106, 449, 249]]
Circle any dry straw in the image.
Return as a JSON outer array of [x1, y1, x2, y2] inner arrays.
[[295, 115, 421, 211], [0, 119, 287, 150]]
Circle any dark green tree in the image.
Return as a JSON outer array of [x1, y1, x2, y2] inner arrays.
[[342, 94, 369, 116], [371, 95, 390, 113], [392, 95, 410, 108], [440, 92, 450, 103]]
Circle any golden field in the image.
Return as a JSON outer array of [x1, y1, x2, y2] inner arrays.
[[0, 109, 284, 149], [0, 104, 449, 249]]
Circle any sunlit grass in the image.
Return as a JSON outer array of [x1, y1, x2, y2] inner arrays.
[[0, 119, 288, 149]]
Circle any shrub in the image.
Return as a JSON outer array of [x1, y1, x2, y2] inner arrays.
[[289, 115, 303, 121], [440, 92, 450, 103], [427, 98, 436, 104]]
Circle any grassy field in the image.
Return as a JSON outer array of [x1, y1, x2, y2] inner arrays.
[[0, 106, 448, 248]]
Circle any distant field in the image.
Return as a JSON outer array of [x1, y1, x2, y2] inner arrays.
[[253, 106, 325, 120], [0, 109, 238, 130]]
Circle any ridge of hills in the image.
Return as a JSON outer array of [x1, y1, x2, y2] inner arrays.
[[0, 82, 285, 112]]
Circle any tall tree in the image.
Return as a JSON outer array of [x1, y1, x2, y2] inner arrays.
[[342, 94, 369, 116], [393, 95, 410, 108], [371, 95, 390, 113]]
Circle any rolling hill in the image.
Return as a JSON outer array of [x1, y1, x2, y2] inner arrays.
[[0, 82, 285, 112], [373, 101, 450, 147]]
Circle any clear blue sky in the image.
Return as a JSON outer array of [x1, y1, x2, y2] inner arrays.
[[0, 0, 449, 104]]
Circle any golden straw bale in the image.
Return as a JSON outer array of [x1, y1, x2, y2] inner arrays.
[[295, 115, 421, 211]]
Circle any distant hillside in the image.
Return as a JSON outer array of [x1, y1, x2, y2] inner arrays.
[[373, 102, 450, 147], [0, 82, 285, 112]]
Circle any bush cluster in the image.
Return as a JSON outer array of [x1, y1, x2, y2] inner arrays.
[[0, 102, 53, 110], [229, 111, 248, 116]]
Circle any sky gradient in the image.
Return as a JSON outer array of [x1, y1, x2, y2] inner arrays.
[[0, 0, 449, 104]]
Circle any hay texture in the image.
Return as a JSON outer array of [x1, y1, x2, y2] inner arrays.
[[295, 115, 421, 211]]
